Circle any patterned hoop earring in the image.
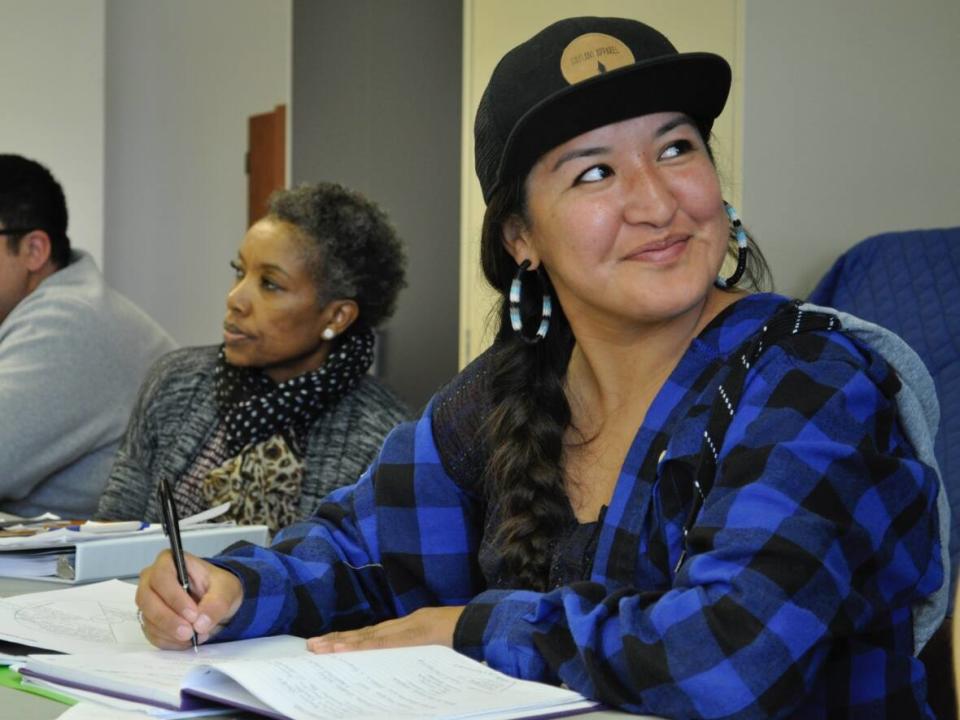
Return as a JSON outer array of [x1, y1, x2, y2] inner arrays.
[[509, 259, 552, 343], [715, 202, 749, 288]]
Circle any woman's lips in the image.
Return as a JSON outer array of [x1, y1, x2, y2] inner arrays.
[[223, 323, 252, 344], [624, 236, 689, 263]]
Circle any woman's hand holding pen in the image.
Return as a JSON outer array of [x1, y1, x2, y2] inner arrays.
[[136, 550, 243, 650]]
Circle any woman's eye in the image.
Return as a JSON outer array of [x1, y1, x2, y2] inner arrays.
[[229, 261, 243, 279], [660, 139, 693, 160], [261, 278, 281, 291], [574, 164, 612, 185]]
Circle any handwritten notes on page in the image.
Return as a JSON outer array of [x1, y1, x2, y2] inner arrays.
[[185, 644, 598, 720]]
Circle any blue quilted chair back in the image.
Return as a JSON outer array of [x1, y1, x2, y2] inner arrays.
[[808, 226, 960, 574]]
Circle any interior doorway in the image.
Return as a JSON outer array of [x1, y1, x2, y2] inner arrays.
[[247, 104, 286, 226]]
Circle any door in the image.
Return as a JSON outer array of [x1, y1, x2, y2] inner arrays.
[[247, 104, 286, 226]]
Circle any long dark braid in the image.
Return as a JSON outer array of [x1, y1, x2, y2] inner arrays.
[[480, 177, 574, 591]]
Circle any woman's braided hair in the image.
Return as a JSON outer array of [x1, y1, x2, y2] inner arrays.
[[479, 174, 574, 591]]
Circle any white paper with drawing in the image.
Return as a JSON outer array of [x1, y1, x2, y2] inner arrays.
[[0, 579, 150, 653]]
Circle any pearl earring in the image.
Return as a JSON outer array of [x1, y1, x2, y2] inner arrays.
[[322, 328, 336, 340]]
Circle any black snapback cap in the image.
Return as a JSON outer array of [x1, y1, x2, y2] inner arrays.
[[474, 16, 732, 203]]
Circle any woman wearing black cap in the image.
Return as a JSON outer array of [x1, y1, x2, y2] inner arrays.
[[135, 17, 945, 718]]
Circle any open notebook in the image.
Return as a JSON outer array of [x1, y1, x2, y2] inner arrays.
[[18, 635, 599, 720]]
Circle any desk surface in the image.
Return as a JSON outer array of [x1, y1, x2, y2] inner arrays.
[[4, 684, 64, 720], [0, 576, 79, 598], [0, 577, 636, 720]]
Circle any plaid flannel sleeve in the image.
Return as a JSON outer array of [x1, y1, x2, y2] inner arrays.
[[455, 332, 942, 718], [209, 401, 484, 641]]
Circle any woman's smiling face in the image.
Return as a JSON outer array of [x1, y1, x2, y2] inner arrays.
[[511, 111, 730, 334], [222, 218, 333, 383]]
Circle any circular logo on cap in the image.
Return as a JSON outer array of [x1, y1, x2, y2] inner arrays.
[[560, 33, 635, 85]]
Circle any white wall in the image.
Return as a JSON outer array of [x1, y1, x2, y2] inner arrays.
[[0, 0, 106, 263], [103, 0, 291, 345], [742, 0, 960, 297]]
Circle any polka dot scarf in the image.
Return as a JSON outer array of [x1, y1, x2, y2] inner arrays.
[[214, 327, 376, 457]]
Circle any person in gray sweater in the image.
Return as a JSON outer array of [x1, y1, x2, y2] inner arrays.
[[97, 183, 409, 532], [0, 155, 176, 518]]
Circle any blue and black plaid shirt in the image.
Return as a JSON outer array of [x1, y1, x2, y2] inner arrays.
[[211, 294, 942, 718]]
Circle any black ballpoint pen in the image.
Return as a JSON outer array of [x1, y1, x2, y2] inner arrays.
[[157, 477, 199, 653]]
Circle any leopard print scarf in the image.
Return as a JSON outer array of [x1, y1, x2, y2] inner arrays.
[[202, 434, 302, 534]]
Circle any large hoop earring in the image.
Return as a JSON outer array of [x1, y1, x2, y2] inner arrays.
[[509, 259, 551, 344], [715, 202, 749, 288]]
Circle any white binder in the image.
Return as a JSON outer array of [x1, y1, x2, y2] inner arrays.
[[0, 525, 269, 583]]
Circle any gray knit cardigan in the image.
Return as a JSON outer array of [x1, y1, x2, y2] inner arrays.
[[96, 345, 410, 522]]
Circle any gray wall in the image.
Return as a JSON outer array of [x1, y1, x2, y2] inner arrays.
[[291, 0, 461, 411], [742, 0, 960, 298], [104, 0, 291, 346]]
